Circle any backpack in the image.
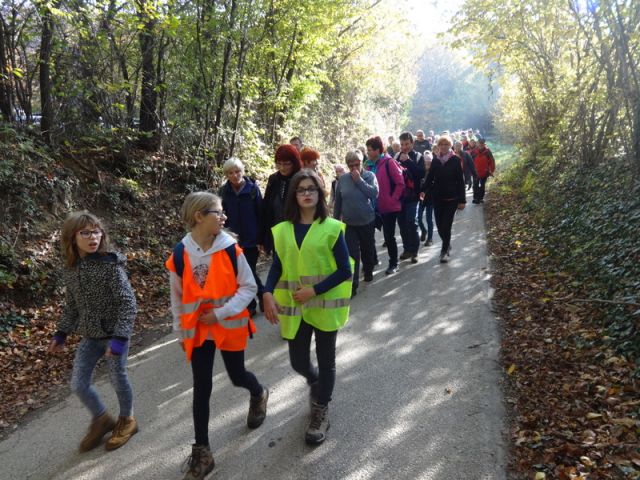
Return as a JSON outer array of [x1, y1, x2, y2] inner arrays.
[[172, 242, 238, 278], [388, 155, 415, 199]]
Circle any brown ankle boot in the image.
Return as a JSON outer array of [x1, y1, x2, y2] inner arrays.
[[181, 444, 215, 480], [305, 401, 330, 445], [105, 416, 138, 451], [79, 412, 116, 452], [247, 387, 269, 429]]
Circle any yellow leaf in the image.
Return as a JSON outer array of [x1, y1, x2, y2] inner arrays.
[[507, 364, 516, 375], [586, 412, 602, 420], [611, 418, 637, 428], [535, 472, 546, 480]]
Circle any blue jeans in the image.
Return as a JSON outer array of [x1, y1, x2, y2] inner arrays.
[[398, 200, 419, 254], [71, 338, 133, 418], [418, 201, 434, 241]]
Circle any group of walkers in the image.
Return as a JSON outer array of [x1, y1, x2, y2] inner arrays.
[[47, 127, 495, 480]]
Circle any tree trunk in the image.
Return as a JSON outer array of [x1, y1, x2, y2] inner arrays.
[[0, 15, 13, 120], [213, 0, 237, 164], [137, 0, 159, 150], [38, 3, 54, 143]]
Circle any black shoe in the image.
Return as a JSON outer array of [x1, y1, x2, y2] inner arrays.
[[399, 251, 411, 260], [479, 199, 484, 203], [439, 253, 448, 263], [424, 239, 433, 247], [351, 289, 357, 298], [420, 231, 426, 241], [472, 200, 479, 204], [411, 255, 418, 264], [385, 265, 398, 275], [363, 273, 373, 282]]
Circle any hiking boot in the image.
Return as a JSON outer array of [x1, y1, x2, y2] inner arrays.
[[420, 231, 426, 241], [306, 401, 330, 445], [105, 416, 138, 451], [247, 387, 269, 429], [181, 444, 215, 480], [424, 239, 433, 247], [79, 412, 116, 452]]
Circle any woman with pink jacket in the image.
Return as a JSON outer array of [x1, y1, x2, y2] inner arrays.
[[363, 136, 404, 275]]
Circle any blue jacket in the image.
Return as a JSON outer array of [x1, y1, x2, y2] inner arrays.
[[220, 177, 262, 248]]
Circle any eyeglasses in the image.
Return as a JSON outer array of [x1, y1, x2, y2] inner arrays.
[[295, 187, 319, 196], [204, 209, 226, 217], [78, 229, 102, 239]]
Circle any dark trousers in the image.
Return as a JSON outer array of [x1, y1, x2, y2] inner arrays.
[[473, 176, 489, 202], [433, 200, 459, 255], [191, 341, 262, 446], [418, 200, 434, 241], [398, 200, 419, 254], [243, 246, 264, 310], [288, 319, 337, 406], [381, 212, 399, 267], [345, 222, 376, 291]]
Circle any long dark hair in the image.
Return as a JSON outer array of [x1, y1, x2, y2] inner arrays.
[[284, 169, 328, 223]]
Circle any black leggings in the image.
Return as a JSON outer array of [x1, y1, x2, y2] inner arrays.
[[191, 340, 262, 446], [288, 319, 337, 406], [434, 200, 459, 254]]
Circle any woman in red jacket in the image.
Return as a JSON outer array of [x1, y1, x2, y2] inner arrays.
[[472, 138, 495, 204]]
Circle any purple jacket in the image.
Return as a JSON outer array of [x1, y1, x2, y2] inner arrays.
[[371, 154, 404, 214]]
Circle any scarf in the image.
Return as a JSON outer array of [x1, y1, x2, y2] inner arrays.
[[438, 150, 454, 164]]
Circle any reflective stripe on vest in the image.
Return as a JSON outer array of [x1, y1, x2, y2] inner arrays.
[[271, 218, 352, 339], [182, 296, 234, 314]]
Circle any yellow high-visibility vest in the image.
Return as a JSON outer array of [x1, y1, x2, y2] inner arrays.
[[272, 218, 353, 339]]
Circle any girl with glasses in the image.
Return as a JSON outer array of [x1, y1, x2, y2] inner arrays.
[[166, 192, 268, 480], [262, 169, 353, 445], [48, 211, 138, 452]]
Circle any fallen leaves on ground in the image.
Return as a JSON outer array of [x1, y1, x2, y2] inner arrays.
[[486, 189, 639, 479]]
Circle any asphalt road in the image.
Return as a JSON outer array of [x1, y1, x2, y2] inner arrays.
[[0, 193, 506, 480]]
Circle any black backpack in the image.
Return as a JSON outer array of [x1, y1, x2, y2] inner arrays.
[[172, 242, 238, 278]]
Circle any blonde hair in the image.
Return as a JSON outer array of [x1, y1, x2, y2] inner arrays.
[[181, 191, 221, 229], [60, 211, 109, 268], [222, 157, 244, 175], [437, 134, 453, 147]]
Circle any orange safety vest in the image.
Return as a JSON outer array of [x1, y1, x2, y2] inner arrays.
[[165, 244, 256, 361]]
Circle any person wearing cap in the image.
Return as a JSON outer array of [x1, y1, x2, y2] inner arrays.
[[472, 138, 495, 204]]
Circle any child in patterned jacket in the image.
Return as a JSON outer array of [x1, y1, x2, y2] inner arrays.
[[48, 211, 138, 452]]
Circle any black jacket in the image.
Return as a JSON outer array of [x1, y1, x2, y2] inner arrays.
[[422, 155, 466, 204]]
